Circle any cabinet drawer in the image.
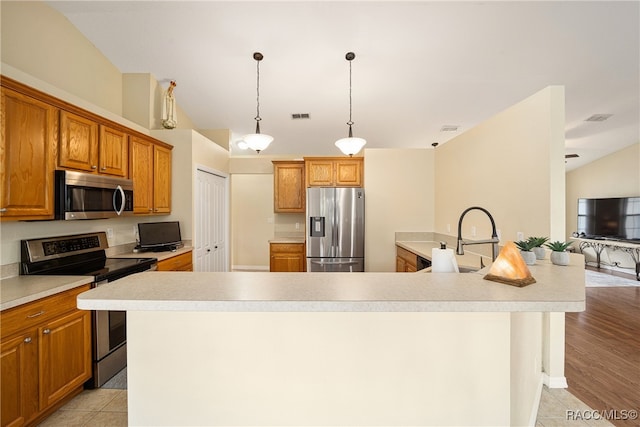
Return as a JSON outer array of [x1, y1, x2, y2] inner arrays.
[[1, 284, 90, 340], [269, 243, 305, 254], [157, 251, 193, 271]]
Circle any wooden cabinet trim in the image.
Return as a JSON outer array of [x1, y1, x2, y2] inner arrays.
[[1, 76, 172, 150]]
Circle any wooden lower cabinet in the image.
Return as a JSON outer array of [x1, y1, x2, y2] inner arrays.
[[270, 243, 306, 272], [157, 251, 193, 271], [396, 246, 418, 272], [0, 284, 92, 427]]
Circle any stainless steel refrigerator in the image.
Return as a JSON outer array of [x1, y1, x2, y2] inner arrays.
[[306, 187, 365, 272]]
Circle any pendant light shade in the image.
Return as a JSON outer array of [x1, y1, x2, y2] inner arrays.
[[335, 52, 366, 156], [243, 52, 273, 153]]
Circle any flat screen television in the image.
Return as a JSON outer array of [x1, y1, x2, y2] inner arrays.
[[576, 197, 640, 242], [137, 221, 182, 249]]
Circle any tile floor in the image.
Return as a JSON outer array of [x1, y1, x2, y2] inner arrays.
[[536, 387, 614, 427], [39, 383, 614, 427], [38, 389, 127, 427]]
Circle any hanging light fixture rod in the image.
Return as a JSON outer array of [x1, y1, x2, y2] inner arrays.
[[242, 51, 273, 153], [335, 51, 366, 157]]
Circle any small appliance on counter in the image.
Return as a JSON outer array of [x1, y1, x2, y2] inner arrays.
[[135, 221, 184, 252]]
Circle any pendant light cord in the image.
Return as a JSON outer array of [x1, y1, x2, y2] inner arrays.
[[255, 58, 262, 123]]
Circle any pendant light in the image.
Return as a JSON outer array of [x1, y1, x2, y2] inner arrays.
[[243, 52, 273, 153], [335, 52, 366, 156]]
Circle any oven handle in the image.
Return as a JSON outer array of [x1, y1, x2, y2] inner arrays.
[[113, 185, 126, 216], [95, 279, 109, 287]]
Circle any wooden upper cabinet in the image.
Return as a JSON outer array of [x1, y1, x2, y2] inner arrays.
[[130, 136, 154, 214], [0, 87, 57, 220], [99, 125, 128, 177], [273, 161, 305, 213], [305, 157, 363, 187], [153, 144, 172, 214], [130, 135, 172, 215], [59, 110, 99, 172]]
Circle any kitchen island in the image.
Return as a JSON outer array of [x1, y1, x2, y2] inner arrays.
[[77, 255, 585, 426]]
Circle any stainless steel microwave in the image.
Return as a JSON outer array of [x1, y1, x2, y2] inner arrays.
[[55, 170, 134, 220]]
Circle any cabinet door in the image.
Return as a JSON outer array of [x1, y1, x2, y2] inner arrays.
[[153, 144, 172, 214], [306, 160, 334, 187], [1, 332, 39, 427], [130, 136, 154, 214], [99, 125, 128, 177], [273, 161, 305, 212], [270, 243, 305, 272], [39, 310, 91, 409], [335, 159, 363, 187], [59, 111, 98, 172], [157, 252, 193, 271], [0, 88, 57, 220]]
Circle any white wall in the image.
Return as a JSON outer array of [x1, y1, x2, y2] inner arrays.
[[1, 1, 123, 115], [364, 149, 434, 271], [230, 174, 274, 269], [566, 143, 640, 238], [434, 86, 566, 247]]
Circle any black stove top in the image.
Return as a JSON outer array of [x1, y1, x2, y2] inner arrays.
[[20, 232, 157, 282], [41, 256, 157, 282]]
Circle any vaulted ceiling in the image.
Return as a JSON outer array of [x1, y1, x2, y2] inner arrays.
[[47, 1, 639, 170]]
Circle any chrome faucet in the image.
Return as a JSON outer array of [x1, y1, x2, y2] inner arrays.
[[456, 206, 500, 261]]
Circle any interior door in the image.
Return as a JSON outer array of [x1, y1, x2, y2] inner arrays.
[[195, 168, 228, 271]]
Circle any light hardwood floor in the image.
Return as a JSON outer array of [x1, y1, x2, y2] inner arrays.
[[565, 277, 640, 427]]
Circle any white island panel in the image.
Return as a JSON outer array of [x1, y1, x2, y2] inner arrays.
[[128, 311, 510, 426]]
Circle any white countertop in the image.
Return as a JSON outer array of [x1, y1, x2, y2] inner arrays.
[[1, 275, 94, 311], [0, 248, 193, 311], [78, 255, 586, 313]]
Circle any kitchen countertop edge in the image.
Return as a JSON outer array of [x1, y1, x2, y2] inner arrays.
[[1, 275, 94, 311]]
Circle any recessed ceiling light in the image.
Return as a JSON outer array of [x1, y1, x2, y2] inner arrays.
[[584, 114, 612, 122], [440, 125, 459, 132]]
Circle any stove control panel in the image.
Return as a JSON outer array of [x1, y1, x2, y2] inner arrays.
[[21, 232, 109, 263], [43, 235, 101, 256]]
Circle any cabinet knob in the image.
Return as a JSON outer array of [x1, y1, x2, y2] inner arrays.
[[0, 208, 7, 213], [43, 328, 51, 335], [91, 165, 98, 169], [101, 167, 107, 171], [148, 208, 153, 212], [24, 337, 32, 344]]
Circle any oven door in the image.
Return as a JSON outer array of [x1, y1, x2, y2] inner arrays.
[[92, 279, 128, 387], [94, 308, 126, 361]]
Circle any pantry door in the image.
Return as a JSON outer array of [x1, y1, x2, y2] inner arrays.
[[195, 167, 228, 271]]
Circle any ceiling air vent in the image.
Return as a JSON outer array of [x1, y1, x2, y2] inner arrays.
[[440, 125, 459, 132], [585, 114, 612, 122], [291, 113, 311, 120]]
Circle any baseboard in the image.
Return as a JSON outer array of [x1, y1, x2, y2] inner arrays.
[[232, 265, 269, 272], [528, 376, 545, 426], [543, 373, 568, 388]]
